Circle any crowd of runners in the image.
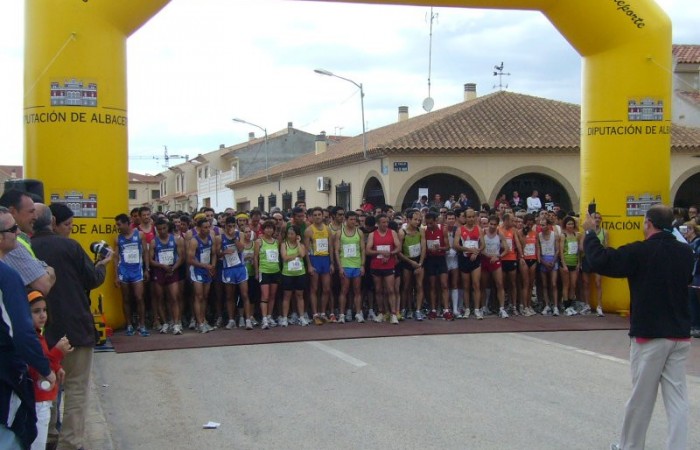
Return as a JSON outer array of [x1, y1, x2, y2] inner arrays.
[[114, 188, 632, 336]]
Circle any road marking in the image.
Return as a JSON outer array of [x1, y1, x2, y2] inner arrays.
[[515, 333, 629, 365], [307, 341, 368, 368]]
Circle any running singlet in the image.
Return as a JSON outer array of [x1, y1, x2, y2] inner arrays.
[[259, 238, 281, 274], [563, 233, 579, 266], [425, 225, 445, 256], [370, 229, 397, 270], [193, 234, 213, 265], [242, 241, 255, 277], [118, 231, 143, 270], [138, 225, 156, 244], [459, 226, 481, 257], [339, 225, 362, 269], [221, 232, 243, 268], [500, 227, 517, 261], [401, 229, 422, 259], [523, 230, 538, 260], [483, 233, 501, 257], [154, 234, 178, 266], [309, 224, 330, 257], [539, 232, 556, 257], [281, 242, 306, 276]]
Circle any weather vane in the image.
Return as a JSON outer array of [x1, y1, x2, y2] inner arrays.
[[493, 62, 511, 91]]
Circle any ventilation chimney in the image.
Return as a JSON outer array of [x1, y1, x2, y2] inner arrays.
[[219, 144, 225, 149], [464, 83, 477, 101], [288, 121, 294, 134], [315, 131, 328, 155], [398, 106, 409, 122], [248, 132, 255, 141]]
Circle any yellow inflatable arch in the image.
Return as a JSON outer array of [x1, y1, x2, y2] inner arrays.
[[24, 0, 671, 326]]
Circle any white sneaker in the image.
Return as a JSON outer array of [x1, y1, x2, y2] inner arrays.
[[280, 317, 289, 327], [463, 308, 470, 319], [367, 309, 377, 321], [511, 305, 520, 316], [261, 317, 270, 330], [414, 310, 424, 321], [355, 312, 365, 323], [390, 314, 399, 324], [596, 306, 605, 317], [373, 312, 384, 323], [238, 316, 245, 328], [214, 317, 223, 329], [159, 323, 170, 334], [245, 319, 253, 330], [475, 309, 484, 320], [299, 316, 310, 326], [528, 306, 537, 316], [519, 304, 526, 316], [188, 318, 196, 330], [552, 306, 560, 316], [198, 323, 210, 334], [498, 308, 509, 319], [172, 324, 183, 335], [338, 313, 345, 324], [225, 319, 236, 330], [564, 306, 577, 316], [541, 305, 552, 316], [267, 315, 277, 328]]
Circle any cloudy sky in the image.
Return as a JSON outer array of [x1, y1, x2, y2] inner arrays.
[[1, 0, 698, 175]]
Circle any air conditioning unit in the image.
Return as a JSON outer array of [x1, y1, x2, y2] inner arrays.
[[317, 176, 331, 192]]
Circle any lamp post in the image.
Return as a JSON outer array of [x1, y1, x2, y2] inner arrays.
[[314, 68, 367, 160], [233, 118, 269, 181]]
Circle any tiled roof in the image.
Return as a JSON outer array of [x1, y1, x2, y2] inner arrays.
[[0, 165, 23, 179], [677, 90, 700, 105], [673, 44, 700, 64], [230, 91, 700, 188], [128, 172, 163, 183]]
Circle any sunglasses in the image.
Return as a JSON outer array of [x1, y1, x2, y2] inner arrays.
[[0, 224, 19, 234]]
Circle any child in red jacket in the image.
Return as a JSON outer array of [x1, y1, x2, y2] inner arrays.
[[27, 290, 72, 450]]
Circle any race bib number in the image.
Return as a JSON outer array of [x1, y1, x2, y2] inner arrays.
[[524, 243, 536, 257], [408, 243, 421, 258], [427, 239, 440, 251], [159, 249, 174, 266], [315, 238, 329, 253], [343, 244, 357, 258], [567, 241, 578, 255], [200, 248, 211, 264], [225, 250, 241, 267], [288, 257, 302, 271], [377, 245, 390, 253], [123, 245, 140, 264], [464, 239, 478, 249], [266, 249, 279, 263], [506, 238, 513, 252]]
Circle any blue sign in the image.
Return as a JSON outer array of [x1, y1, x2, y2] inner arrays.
[[393, 161, 408, 172]]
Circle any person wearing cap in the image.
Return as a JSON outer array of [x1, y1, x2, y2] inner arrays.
[[32, 204, 112, 450], [26, 290, 72, 450], [0, 207, 56, 449]]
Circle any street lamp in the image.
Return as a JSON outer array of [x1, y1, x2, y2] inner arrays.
[[233, 118, 269, 181], [314, 68, 367, 160]]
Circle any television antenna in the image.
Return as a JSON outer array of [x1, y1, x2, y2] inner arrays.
[[129, 145, 189, 168], [493, 62, 511, 90], [423, 7, 438, 112]]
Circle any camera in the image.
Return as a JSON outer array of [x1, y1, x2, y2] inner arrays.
[[90, 240, 112, 258]]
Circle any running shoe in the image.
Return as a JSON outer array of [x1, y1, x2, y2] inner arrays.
[[198, 323, 210, 334], [214, 317, 223, 329], [225, 319, 236, 330], [245, 319, 253, 330], [463, 308, 471, 319], [290, 312, 299, 324], [238, 316, 245, 328], [443, 310, 454, 321], [159, 323, 170, 334], [428, 310, 438, 320], [261, 317, 270, 330], [475, 309, 484, 320], [138, 326, 150, 337], [303, 312, 311, 323], [125, 325, 135, 336], [498, 308, 509, 319], [267, 316, 277, 328], [313, 314, 324, 326], [390, 314, 399, 325], [552, 306, 560, 317], [300, 316, 310, 326], [355, 312, 365, 323], [564, 306, 577, 316], [397, 311, 404, 321], [346, 309, 353, 320], [367, 309, 377, 321], [596, 306, 605, 317], [519, 304, 526, 316], [541, 305, 552, 316], [406, 310, 414, 320], [414, 310, 424, 321], [280, 317, 289, 327], [188, 318, 197, 330], [384, 313, 391, 322], [328, 314, 337, 323], [338, 313, 345, 324], [172, 324, 183, 335], [373, 312, 384, 323], [579, 304, 592, 315], [482, 306, 492, 316]]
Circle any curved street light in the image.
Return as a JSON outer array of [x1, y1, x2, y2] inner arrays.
[[233, 117, 269, 181]]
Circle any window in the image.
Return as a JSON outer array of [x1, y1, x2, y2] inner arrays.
[[258, 194, 265, 211], [128, 189, 136, 200], [336, 181, 351, 211], [151, 189, 160, 200], [198, 168, 202, 179], [161, 181, 167, 196], [297, 187, 306, 205], [204, 166, 209, 178], [268, 193, 277, 209], [282, 191, 292, 211]]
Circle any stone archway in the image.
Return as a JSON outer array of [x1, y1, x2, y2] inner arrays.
[[672, 169, 700, 208], [362, 175, 385, 209], [492, 166, 578, 213], [399, 173, 481, 212]]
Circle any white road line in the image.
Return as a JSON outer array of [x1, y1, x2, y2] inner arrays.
[[515, 333, 629, 365], [307, 341, 368, 368]]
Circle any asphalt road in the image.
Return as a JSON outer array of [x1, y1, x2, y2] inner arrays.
[[91, 331, 700, 449]]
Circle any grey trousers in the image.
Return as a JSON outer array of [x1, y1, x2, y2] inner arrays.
[[56, 346, 94, 450], [619, 339, 689, 450]]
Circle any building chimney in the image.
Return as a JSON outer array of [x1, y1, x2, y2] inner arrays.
[[287, 122, 293, 134], [398, 106, 409, 122], [219, 144, 225, 149], [248, 132, 255, 141], [315, 131, 328, 155], [464, 83, 477, 101]]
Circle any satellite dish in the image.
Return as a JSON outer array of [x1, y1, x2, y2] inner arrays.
[[422, 97, 434, 112]]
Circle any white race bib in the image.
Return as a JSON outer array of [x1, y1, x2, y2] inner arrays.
[[159, 249, 174, 266], [505, 238, 513, 252], [225, 250, 241, 267], [200, 248, 211, 264], [427, 239, 440, 251], [287, 257, 302, 271], [464, 239, 478, 249], [408, 243, 421, 258], [524, 243, 536, 257], [265, 249, 279, 263], [567, 241, 578, 255], [123, 245, 140, 264], [377, 245, 390, 253], [315, 238, 329, 253], [343, 244, 357, 258]]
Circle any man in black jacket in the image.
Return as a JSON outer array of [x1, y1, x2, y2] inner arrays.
[[583, 205, 693, 450], [31, 204, 112, 450]]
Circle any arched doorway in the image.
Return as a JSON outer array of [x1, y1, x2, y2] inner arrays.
[[362, 176, 385, 209], [401, 174, 479, 211], [499, 173, 572, 213], [674, 172, 700, 209]]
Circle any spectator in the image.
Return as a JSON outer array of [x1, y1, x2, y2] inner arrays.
[[526, 190, 542, 213]]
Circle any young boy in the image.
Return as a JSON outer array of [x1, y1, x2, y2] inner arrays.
[[27, 290, 72, 450]]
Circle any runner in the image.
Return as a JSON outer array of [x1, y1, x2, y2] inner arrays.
[[444, 210, 462, 317], [114, 214, 150, 336], [581, 212, 606, 316], [397, 210, 425, 320], [454, 208, 484, 319], [333, 211, 365, 323], [148, 217, 185, 335], [366, 214, 401, 324], [424, 212, 453, 320], [187, 216, 218, 333], [218, 216, 249, 330], [538, 216, 560, 316], [518, 214, 539, 316], [560, 216, 582, 316], [280, 225, 308, 327], [304, 207, 333, 325], [481, 215, 509, 318], [499, 213, 524, 316], [255, 220, 288, 328]]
